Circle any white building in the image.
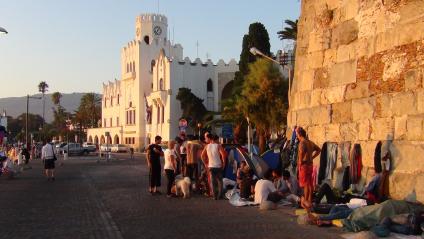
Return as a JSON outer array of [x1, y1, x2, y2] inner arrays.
[[87, 14, 238, 150]]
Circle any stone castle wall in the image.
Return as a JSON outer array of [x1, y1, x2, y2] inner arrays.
[[288, 0, 424, 201]]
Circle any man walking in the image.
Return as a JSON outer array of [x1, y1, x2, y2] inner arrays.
[[296, 127, 320, 212], [147, 135, 163, 195], [201, 134, 227, 200], [41, 139, 56, 181]]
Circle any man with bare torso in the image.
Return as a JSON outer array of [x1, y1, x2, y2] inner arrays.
[[296, 127, 321, 212]]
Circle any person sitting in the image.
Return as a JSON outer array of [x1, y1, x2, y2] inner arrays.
[[254, 169, 276, 205], [268, 169, 301, 204], [363, 168, 382, 204], [237, 161, 253, 199]]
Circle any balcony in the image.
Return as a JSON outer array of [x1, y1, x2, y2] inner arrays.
[[146, 90, 167, 106], [123, 71, 136, 81]]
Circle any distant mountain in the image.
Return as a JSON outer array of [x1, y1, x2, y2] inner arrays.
[[0, 93, 102, 123]]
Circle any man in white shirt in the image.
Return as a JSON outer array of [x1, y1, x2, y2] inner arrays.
[[254, 170, 276, 204], [41, 139, 56, 181]]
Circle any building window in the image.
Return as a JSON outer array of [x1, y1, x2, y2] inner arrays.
[[159, 78, 164, 90], [104, 119, 107, 127], [104, 98, 107, 108], [207, 79, 213, 92], [151, 60, 155, 73], [110, 118, 112, 127], [132, 62, 136, 72], [144, 35, 150, 44], [161, 106, 165, 123], [110, 97, 113, 107], [116, 117, 119, 126], [117, 94, 120, 105], [156, 106, 160, 124], [127, 63, 129, 73], [132, 110, 136, 124]]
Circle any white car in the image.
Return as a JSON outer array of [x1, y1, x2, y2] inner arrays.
[[111, 144, 128, 153], [100, 144, 111, 152]]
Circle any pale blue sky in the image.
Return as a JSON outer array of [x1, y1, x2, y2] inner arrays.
[[0, 0, 300, 98]]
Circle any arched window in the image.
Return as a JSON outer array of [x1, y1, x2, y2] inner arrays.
[[132, 62, 136, 72], [151, 60, 155, 72], [117, 94, 120, 105], [144, 35, 150, 44], [207, 79, 213, 92], [159, 78, 164, 90], [126, 63, 129, 73], [129, 62, 132, 72]]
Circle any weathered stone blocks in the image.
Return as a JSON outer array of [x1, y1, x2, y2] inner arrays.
[[329, 60, 357, 87], [391, 92, 416, 116], [345, 81, 370, 100], [331, 19, 359, 47], [352, 97, 375, 121], [370, 117, 394, 140], [331, 101, 352, 123]]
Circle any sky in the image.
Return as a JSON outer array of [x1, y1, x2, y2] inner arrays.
[[0, 0, 300, 98]]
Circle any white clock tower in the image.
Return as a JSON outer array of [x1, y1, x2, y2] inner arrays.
[[135, 14, 168, 45]]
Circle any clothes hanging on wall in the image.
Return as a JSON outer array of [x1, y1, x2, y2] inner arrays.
[[318, 142, 328, 185], [325, 143, 338, 180], [349, 144, 362, 184], [289, 127, 299, 175], [342, 166, 351, 191], [374, 141, 382, 173]]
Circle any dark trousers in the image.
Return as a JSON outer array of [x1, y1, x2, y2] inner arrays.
[[319, 205, 353, 221], [187, 163, 198, 182], [181, 154, 187, 176], [314, 183, 339, 204], [165, 169, 175, 195], [209, 168, 223, 199]]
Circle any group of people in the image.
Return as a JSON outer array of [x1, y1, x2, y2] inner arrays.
[[147, 132, 227, 200]]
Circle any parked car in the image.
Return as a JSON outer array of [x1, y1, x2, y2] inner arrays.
[[111, 144, 129, 153], [82, 142, 97, 154], [61, 143, 84, 156]]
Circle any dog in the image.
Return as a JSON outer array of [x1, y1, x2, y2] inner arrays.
[[175, 175, 191, 199]]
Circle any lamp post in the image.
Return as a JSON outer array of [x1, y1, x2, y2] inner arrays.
[[0, 27, 8, 34], [26, 95, 42, 149], [249, 47, 292, 106], [197, 123, 202, 138]]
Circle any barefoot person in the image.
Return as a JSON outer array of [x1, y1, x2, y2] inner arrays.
[[296, 127, 320, 212], [147, 136, 164, 195]]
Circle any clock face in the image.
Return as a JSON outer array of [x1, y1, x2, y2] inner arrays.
[[153, 26, 162, 36]]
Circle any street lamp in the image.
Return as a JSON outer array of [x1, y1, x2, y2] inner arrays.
[[0, 27, 8, 34], [249, 47, 292, 106], [26, 95, 42, 149], [197, 123, 202, 138]]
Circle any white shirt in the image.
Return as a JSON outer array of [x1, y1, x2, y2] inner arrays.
[[206, 143, 222, 168], [41, 143, 55, 160], [164, 148, 176, 170], [254, 179, 276, 204]]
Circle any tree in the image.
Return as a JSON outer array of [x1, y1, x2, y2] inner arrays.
[[224, 22, 271, 144], [8, 113, 45, 142], [38, 81, 49, 129], [277, 19, 298, 41], [75, 93, 101, 129], [235, 59, 288, 154], [176, 88, 209, 128], [51, 92, 62, 106]]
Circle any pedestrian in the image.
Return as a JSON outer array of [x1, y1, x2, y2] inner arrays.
[[164, 140, 177, 197], [179, 132, 187, 176], [147, 135, 163, 195], [130, 147, 134, 160], [201, 134, 227, 200], [186, 136, 203, 190], [296, 127, 321, 212], [41, 139, 56, 181], [174, 137, 183, 175]]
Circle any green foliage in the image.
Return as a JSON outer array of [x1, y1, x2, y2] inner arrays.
[[176, 88, 209, 127], [75, 93, 101, 128], [38, 81, 49, 94], [7, 114, 45, 141], [51, 92, 62, 106], [277, 19, 298, 41], [236, 59, 288, 152]]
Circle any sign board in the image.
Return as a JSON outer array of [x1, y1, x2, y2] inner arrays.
[[222, 123, 233, 138]]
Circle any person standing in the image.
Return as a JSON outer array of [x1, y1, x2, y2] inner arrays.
[[41, 139, 56, 181], [296, 127, 321, 212], [186, 136, 203, 190], [201, 134, 227, 200], [147, 135, 163, 195], [164, 140, 177, 197]]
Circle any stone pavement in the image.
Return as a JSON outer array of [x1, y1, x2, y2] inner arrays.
[[0, 155, 343, 239]]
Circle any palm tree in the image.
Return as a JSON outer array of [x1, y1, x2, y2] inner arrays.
[[38, 81, 49, 129], [277, 19, 298, 41], [51, 92, 62, 106]]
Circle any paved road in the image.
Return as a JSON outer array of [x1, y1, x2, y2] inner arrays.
[[0, 154, 343, 239]]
